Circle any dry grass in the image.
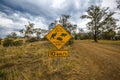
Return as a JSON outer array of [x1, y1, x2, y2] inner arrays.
[[0, 40, 120, 80]]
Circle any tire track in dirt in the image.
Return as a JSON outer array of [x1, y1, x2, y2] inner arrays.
[[72, 41, 120, 80], [79, 42, 120, 63], [90, 42, 120, 54]]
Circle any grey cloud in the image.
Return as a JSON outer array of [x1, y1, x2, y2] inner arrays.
[[0, 0, 118, 38]]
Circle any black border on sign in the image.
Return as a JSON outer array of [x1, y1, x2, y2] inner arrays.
[[45, 24, 72, 50]]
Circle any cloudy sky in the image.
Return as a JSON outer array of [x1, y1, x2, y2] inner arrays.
[[0, 0, 119, 38]]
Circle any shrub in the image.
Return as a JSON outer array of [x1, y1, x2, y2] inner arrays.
[[79, 34, 89, 40], [6, 32, 17, 39], [114, 36, 120, 40], [0, 71, 7, 80], [3, 38, 14, 47], [13, 40, 23, 46], [3, 38, 23, 47], [26, 37, 38, 42], [0, 38, 2, 45]]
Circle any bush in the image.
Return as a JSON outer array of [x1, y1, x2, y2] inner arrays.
[[26, 37, 38, 42], [79, 34, 89, 40], [114, 36, 120, 40], [3, 38, 14, 47], [13, 40, 23, 46], [0, 71, 7, 80], [0, 38, 2, 45], [3, 38, 23, 47]]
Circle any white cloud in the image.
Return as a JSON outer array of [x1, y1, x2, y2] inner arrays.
[[0, 16, 13, 27], [0, 11, 47, 28], [51, 0, 66, 9], [0, 11, 47, 37], [0, 0, 119, 37], [77, 19, 90, 28], [101, 0, 117, 9]]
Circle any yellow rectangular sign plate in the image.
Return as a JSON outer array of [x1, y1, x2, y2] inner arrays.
[[48, 50, 69, 57]]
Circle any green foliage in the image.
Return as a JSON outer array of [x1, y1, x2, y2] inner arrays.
[[0, 71, 6, 80], [26, 37, 38, 42], [33, 28, 48, 40], [115, 36, 120, 40], [6, 32, 17, 39], [3, 38, 14, 47], [59, 15, 77, 35], [20, 22, 48, 42], [3, 38, 23, 47], [13, 40, 23, 46], [74, 32, 90, 40], [74, 34, 78, 40], [0, 38, 2, 45], [115, 30, 120, 40], [79, 34, 89, 40], [102, 29, 116, 40], [81, 5, 117, 42], [19, 22, 34, 38]]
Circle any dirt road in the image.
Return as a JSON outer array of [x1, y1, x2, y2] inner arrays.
[[68, 40, 120, 80]]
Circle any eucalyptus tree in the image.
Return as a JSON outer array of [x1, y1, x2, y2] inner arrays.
[[33, 28, 48, 40], [49, 15, 77, 35], [49, 20, 58, 30], [19, 22, 34, 38], [81, 5, 117, 42], [33, 28, 42, 40], [6, 32, 17, 39], [59, 15, 77, 36]]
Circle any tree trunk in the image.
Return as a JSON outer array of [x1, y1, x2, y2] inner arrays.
[[94, 34, 97, 42], [94, 18, 98, 42], [94, 27, 98, 42]]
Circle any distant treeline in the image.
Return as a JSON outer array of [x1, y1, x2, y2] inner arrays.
[[0, 4, 120, 46]]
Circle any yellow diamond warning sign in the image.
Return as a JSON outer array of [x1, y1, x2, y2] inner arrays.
[[46, 24, 71, 49]]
